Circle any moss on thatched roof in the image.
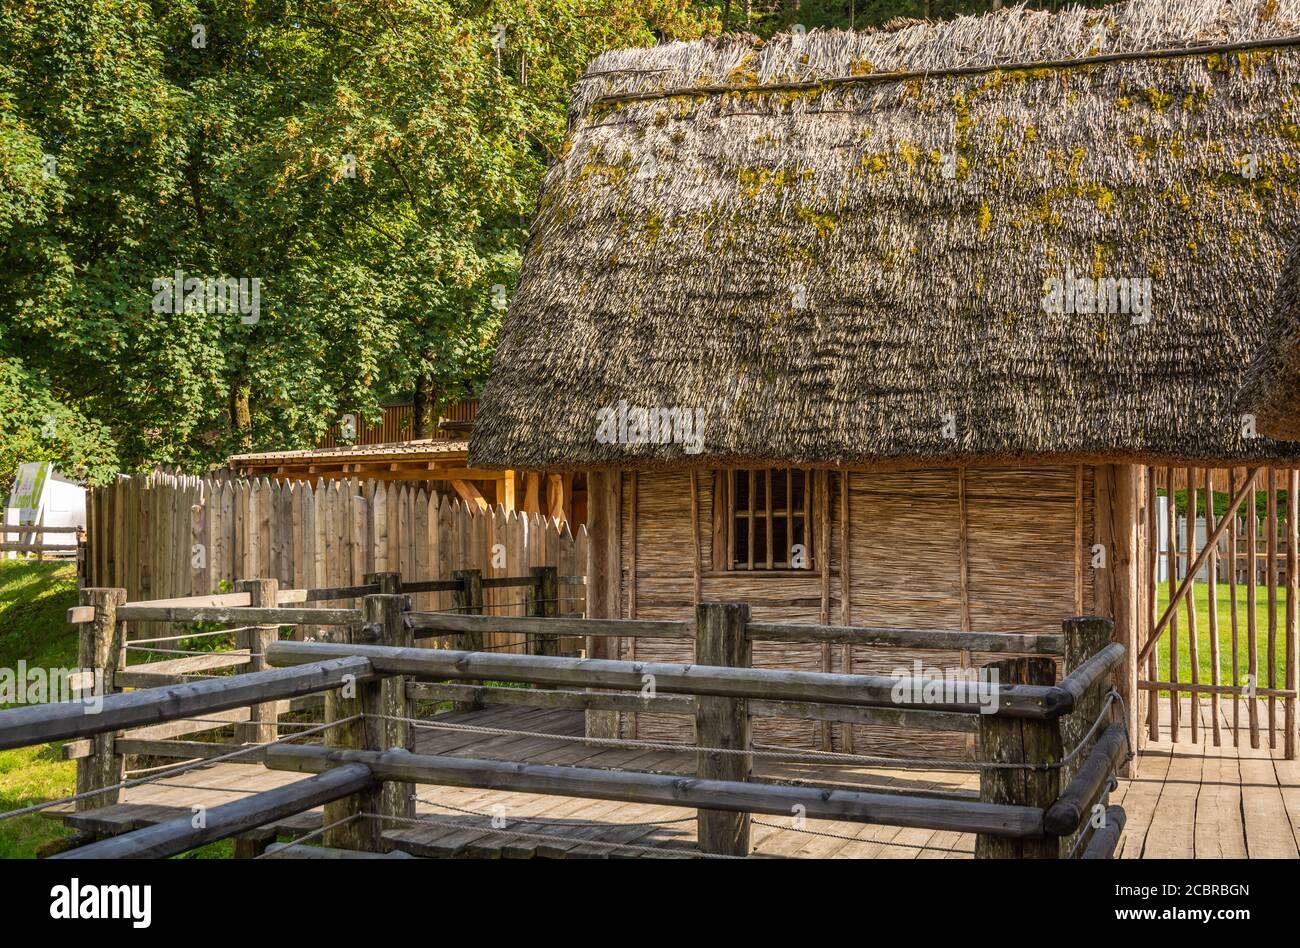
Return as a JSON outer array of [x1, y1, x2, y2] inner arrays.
[[471, 0, 1300, 472]]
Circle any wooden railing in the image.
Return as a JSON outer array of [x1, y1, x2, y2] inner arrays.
[[1, 523, 84, 562], [0, 583, 1128, 860]]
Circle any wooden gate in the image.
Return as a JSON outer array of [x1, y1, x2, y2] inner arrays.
[[1139, 466, 1299, 757]]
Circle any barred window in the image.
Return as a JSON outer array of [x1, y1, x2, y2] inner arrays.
[[725, 469, 813, 570]]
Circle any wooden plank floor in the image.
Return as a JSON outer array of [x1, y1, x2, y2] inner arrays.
[[1116, 696, 1300, 859], [47, 698, 1300, 858]]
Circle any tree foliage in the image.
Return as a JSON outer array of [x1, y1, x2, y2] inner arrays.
[[0, 0, 1106, 485]]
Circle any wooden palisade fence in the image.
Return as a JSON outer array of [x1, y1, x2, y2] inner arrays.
[[85, 470, 586, 650], [0, 572, 1128, 860], [1141, 466, 1300, 756]]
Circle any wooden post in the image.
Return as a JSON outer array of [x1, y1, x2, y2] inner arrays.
[[1059, 616, 1114, 857], [976, 657, 1061, 859], [526, 565, 559, 656], [694, 602, 752, 857], [323, 603, 389, 852], [364, 570, 403, 595], [75, 588, 126, 811], [235, 578, 279, 745], [585, 468, 621, 739], [370, 592, 415, 827], [451, 569, 483, 712]]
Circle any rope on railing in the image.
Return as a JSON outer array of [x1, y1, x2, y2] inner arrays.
[[375, 693, 1123, 772], [256, 814, 363, 859], [0, 714, 361, 823]]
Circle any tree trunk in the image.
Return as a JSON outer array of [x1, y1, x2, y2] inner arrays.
[[229, 382, 252, 451], [412, 363, 437, 440]]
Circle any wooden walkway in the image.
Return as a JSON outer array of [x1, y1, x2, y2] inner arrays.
[[49, 698, 1300, 858], [53, 704, 980, 858], [1116, 697, 1300, 858]]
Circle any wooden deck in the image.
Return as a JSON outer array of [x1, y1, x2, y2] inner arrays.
[[1117, 696, 1300, 858], [49, 698, 1300, 858]]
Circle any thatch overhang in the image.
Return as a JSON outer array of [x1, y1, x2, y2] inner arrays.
[[1242, 242, 1300, 441], [471, 0, 1300, 473]]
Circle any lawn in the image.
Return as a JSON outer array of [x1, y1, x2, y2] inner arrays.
[[0, 560, 234, 859], [1154, 580, 1295, 687], [0, 559, 79, 858]]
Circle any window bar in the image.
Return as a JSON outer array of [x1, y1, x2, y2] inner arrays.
[[786, 469, 794, 567], [765, 469, 774, 569], [726, 470, 735, 572], [747, 469, 755, 571]]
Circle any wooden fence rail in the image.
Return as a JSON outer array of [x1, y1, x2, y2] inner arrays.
[[0, 583, 1126, 860]]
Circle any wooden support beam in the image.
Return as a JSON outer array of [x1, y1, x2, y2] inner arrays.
[[526, 566, 560, 656], [976, 657, 1062, 858], [235, 578, 279, 745], [501, 470, 517, 511], [695, 602, 752, 856], [451, 569, 484, 712], [584, 469, 621, 739], [448, 479, 488, 512], [75, 587, 126, 811]]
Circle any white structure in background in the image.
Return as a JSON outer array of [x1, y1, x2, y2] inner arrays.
[[4, 461, 86, 559], [1156, 492, 1227, 584]]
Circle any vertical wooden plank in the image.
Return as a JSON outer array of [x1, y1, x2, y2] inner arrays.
[[1075, 464, 1085, 614], [584, 469, 621, 738], [690, 471, 702, 606], [372, 481, 388, 573], [1287, 469, 1298, 760], [189, 503, 205, 599], [712, 470, 728, 571], [1268, 468, 1279, 749], [1146, 466, 1160, 743], [1230, 468, 1241, 746], [627, 472, 637, 624], [1186, 467, 1199, 745], [839, 470, 853, 753], [1166, 466, 1180, 744], [1248, 469, 1260, 748], [1206, 468, 1221, 746]]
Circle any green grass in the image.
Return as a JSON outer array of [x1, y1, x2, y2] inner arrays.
[[0, 559, 80, 857], [1155, 580, 1293, 686]]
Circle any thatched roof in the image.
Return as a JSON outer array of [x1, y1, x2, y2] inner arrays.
[[1241, 241, 1300, 441], [470, 0, 1300, 472]]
